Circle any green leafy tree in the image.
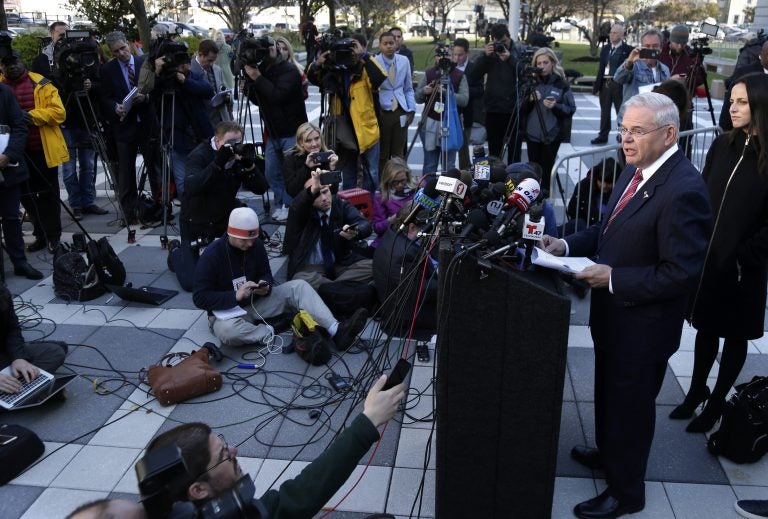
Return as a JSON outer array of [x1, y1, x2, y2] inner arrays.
[[67, 0, 154, 49]]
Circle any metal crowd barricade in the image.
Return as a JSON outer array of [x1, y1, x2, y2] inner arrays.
[[548, 125, 722, 236]]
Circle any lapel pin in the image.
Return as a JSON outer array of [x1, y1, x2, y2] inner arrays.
[[643, 191, 649, 198]]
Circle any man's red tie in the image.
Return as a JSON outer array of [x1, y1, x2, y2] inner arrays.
[[604, 168, 643, 233]]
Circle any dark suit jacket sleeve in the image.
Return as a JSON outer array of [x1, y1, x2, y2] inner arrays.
[[2, 301, 29, 362], [1, 86, 28, 164], [611, 182, 711, 303], [593, 45, 609, 93], [181, 70, 215, 99]]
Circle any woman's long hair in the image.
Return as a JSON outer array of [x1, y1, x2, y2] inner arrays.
[[379, 157, 416, 202], [289, 122, 328, 156], [730, 72, 768, 174], [531, 47, 565, 80]]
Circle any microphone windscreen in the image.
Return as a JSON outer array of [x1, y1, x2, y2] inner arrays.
[[459, 170, 474, 192], [444, 168, 461, 179], [422, 178, 440, 199]]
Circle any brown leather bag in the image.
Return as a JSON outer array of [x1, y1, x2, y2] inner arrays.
[[145, 348, 222, 406]]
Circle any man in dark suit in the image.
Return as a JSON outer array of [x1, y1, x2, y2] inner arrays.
[[591, 24, 633, 145], [543, 92, 711, 518], [719, 40, 768, 131], [100, 31, 156, 224]]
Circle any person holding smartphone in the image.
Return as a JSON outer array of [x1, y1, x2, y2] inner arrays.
[[614, 29, 670, 127], [283, 170, 373, 290], [520, 47, 576, 194], [283, 122, 339, 198]]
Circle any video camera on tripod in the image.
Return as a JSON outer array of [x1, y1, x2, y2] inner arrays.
[[234, 34, 273, 72], [52, 30, 101, 91], [317, 29, 357, 70], [435, 43, 454, 75], [136, 443, 268, 519], [689, 21, 718, 57], [149, 34, 191, 86]]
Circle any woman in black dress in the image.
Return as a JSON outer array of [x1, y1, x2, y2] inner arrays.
[[670, 73, 768, 432]]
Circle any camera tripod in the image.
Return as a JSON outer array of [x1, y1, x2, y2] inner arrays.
[[405, 67, 456, 175], [687, 46, 716, 127], [157, 89, 178, 249], [72, 88, 134, 242], [236, 74, 276, 217]]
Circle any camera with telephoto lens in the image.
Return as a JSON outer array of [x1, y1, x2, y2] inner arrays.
[[136, 443, 268, 519], [493, 41, 507, 54], [235, 35, 272, 72], [53, 30, 101, 92]]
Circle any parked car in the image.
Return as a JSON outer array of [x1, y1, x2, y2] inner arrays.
[[409, 24, 437, 37], [6, 13, 20, 24], [453, 19, 471, 33], [248, 23, 271, 37], [724, 29, 751, 43], [152, 21, 179, 35], [19, 15, 34, 24], [6, 26, 29, 37], [175, 22, 208, 37]]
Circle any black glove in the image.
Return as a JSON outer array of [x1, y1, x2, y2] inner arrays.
[[215, 145, 235, 168]]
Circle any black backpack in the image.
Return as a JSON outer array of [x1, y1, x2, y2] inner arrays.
[[708, 376, 768, 463], [0, 424, 45, 485], [53, 244, 105, 302], [86, 237, 127, 286]]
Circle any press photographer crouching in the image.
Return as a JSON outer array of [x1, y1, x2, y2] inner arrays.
[[66, 375, 405, 519], [168, 121, 267, 291]]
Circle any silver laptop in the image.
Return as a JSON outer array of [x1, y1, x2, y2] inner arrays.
[[0, 367, 76, 411]]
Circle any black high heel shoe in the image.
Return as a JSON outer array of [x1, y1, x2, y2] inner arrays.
[[669, 386, 710, 419], [686, 398, 725, 433]]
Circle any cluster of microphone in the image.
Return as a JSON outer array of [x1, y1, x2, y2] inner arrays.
[[398, 166, 547, 268]]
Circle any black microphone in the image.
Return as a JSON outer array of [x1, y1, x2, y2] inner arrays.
[[485, 178, 541, 238], [458, 209, 488, 240], [398, 178, 440, 232]]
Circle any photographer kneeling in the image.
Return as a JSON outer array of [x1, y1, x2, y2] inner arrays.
[[169, 121, 266, 291]]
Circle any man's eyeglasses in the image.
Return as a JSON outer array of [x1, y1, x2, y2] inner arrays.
[[618, 125, 671, 138], [195, 434, 233, 481]]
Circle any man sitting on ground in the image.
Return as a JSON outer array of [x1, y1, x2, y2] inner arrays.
[[283, 171, 373, 290], [193, 207, 367, 347]]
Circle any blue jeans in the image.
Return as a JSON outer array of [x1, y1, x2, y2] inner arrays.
[[61, 127, 96, 208], [341, 143, 380, 193], [171, 150, 188, 197], [265, 136, 295, 207], [420, 127, 456, 176]]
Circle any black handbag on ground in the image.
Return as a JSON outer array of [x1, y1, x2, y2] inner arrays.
[[0, 424, 45, 485], [708, 376, 768, 463]]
